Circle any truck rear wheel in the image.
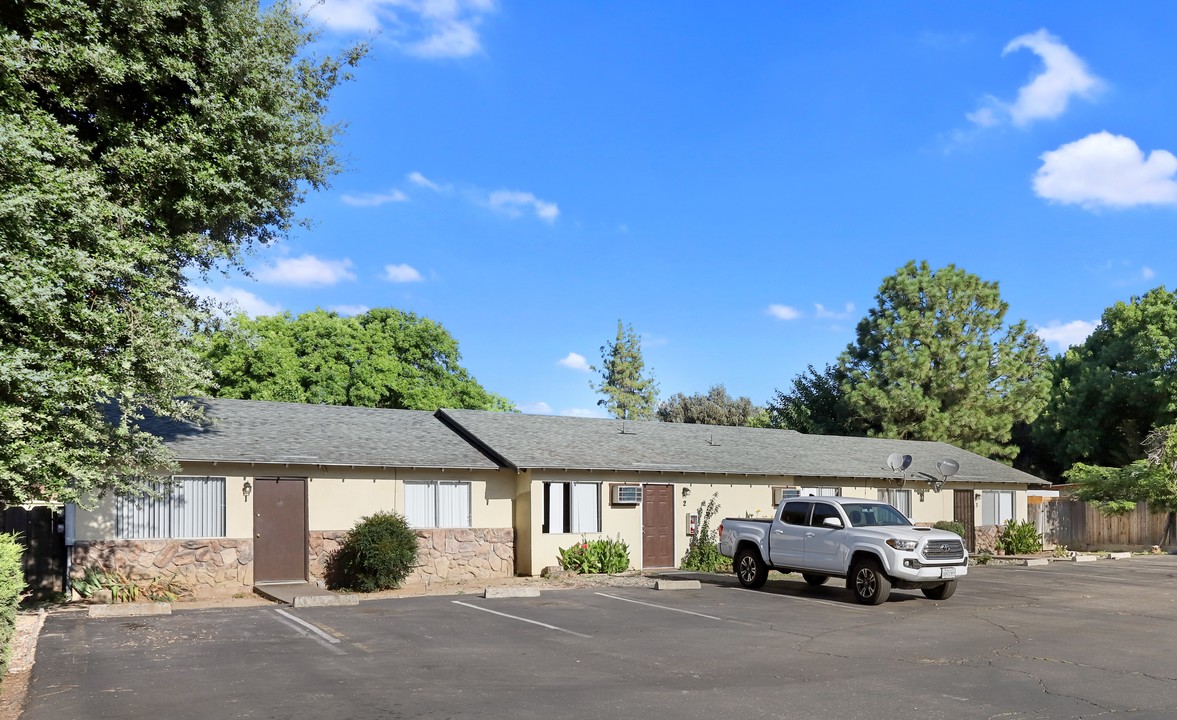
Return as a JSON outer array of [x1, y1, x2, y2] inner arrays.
[[802, 573, 828, 587], [921, 580, 957, 600], [735, 548, 768, 589], [849, 558, 891, 605]]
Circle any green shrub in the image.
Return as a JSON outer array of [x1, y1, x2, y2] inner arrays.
[[681, 493, 726, 572], [933, 520, 966, 538], [997, 519, 1043, 555], [326, 511, 420, 592], [0, 533, 25, 675], [558, 535, 630, 574]]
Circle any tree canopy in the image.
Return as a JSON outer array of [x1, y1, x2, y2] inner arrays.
[[834, 261, 1050, 460], [767, 364, 859, 435], [657, 385, 767, 427], [0, 1, 362, 503], [199, 308, 514, 412], [591, 320, 659, 420], [1023, 287, 1177, 479]]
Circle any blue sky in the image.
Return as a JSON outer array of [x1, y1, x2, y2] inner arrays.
[[194, 2, 1177, 417]]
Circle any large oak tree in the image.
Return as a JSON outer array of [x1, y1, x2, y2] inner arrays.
[[0, 1, 362, 503]]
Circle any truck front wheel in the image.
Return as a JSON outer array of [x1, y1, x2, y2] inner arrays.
[[921, 581, 957, 600], [849, 558, 891, 605], [735, 548, 768, 589]]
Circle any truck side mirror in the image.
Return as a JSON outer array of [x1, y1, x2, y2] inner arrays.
[[822, 516, 843, 529]]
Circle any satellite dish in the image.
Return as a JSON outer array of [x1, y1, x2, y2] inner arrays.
[[936, 459, 960, 478], [886, 453, 912, 472]]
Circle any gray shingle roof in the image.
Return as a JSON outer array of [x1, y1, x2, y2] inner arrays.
[[437, 409, 1048, 487], [141, 398, 500, 469]]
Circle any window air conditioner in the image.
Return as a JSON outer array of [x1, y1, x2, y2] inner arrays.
[[611, 484, 643, 505], [772, 486, 801, 506]]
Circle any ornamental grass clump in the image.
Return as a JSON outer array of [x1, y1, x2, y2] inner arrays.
[[558, 535, 630, 574], [327, 511, 419, 592]]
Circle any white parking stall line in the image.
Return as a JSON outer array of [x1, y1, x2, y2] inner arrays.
[[998, 567, 1159, 583], [273, 609, 346, 655], [452, 601, 592, 638], [728, 586, 872, 611], [593, 592, 725, 621]]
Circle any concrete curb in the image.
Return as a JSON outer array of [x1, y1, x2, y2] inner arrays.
[[1020, 558, 1050, 566], [484, 587, 541, 599], [1105, 552, 1133, 560], [1072, 555, 1098, 562], [88, 602, 172, 618], [293, 594, 360, 608], [654, 580, 702, 590]]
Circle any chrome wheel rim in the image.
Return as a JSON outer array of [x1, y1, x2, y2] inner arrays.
[[855, 568, 877, 599], [738, 556, 756, 582]]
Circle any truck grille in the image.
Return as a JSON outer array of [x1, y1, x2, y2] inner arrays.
[[923, 539, 965, 560]]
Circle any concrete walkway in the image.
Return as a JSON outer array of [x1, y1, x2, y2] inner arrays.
[[253, 582, 358, 608]]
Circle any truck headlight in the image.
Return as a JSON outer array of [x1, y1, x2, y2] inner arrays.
[[886, 538, 918, 551]]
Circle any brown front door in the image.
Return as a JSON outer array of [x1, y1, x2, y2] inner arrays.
[[254, 477, 307, 583], [954, 489, 976, 553], [642, 484, 675, 568]]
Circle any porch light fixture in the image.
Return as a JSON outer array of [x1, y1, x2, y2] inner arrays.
[[681, 487, 691, 498], [242, 480, 252, 501]]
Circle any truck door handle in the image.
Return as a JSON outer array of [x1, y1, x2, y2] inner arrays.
[[804, 532, 815, 538], [772, 530, 784, 535]]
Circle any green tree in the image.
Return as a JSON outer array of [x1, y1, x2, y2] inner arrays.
[[767, 364, 860, 435], [0, 1, 362, 504], [657, 385, 764, 427], [839, 261, 1050, 461], [1024, 287, 1177, 479], [1065, 424, 1177, 545], [591, 320, 659, 420], [200, 308, 514, 411]]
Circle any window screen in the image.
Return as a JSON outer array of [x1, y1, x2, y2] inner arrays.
[[116, 477, 226, 539], [981, 490, 1014, 525]]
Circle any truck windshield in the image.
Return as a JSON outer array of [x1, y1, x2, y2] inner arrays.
[[842, 503, 912, 527]]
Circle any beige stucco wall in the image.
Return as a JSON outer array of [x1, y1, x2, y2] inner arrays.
[[74, 464, 514, 542]]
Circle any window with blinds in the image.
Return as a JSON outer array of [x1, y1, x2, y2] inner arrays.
[[404, 481, 471, 528], [116, 477, 226, 539]]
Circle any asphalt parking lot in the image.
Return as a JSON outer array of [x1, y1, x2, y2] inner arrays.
[[22, 556, 1177, 720]]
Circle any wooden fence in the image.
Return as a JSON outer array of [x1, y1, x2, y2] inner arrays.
[[1030, 498, 1174, 551]]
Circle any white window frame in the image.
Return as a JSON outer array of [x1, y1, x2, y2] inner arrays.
[[404, 481, 471, 529], [800, 486, 841, 497], [542, 481, 601, 534], [116, 476, 226, 539], [877, 488, 912, 518], [981, 490, 1015, 526]]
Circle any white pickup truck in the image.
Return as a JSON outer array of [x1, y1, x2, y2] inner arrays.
[[717, 495, 968, 604]]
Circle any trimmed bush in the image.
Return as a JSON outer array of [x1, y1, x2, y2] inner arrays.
[[327, 511, 419, 592], [997, 519, 1043, 555], [558, 536, 630, 574], [933, 520, 966, 538], [0, 533, 25, 675]]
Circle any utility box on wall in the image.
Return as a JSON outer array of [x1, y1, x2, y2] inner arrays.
[[686, 513, 698, 536]]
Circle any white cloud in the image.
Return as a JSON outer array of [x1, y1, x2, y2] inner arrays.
[[256, 255, 356, 287], [1143, 266, 1157, 280], [767, 304, 802, 321], [384, 263, 425, 283], [518, 401, 553, 415], [487, 190, 559, 223], [557, 352, 591, 372], [330, 304, 371, 316], [815, 302, 855, 320], [341, 188, 409, 207], [408, 171, 443, 191], [303, 0, 495, 59], [1036, 319, 1098, 349], [969, 29, 1103, 128], [561, 408, 606, 418], [194, 286, 282, 318], [1034, 132, 1177, 209]]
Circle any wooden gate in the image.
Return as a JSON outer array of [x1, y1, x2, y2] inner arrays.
[[1, 505, 66, 598], [953, 490, 976, 553], [253, 478, 308, 583], [642, 484, 675, 568]]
